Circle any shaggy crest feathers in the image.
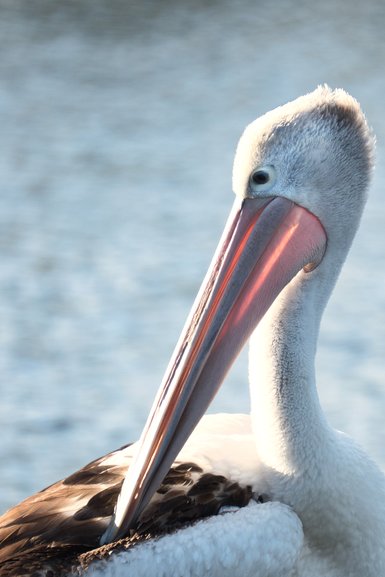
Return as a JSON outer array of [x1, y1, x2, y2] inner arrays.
[[233, 85, 375, 207]]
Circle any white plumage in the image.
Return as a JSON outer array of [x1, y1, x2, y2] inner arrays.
[[88, 500, 303, 577], [88, 411, 385, 576]]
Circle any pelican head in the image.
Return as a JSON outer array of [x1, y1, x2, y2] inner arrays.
[[234, 86, 374, 252]]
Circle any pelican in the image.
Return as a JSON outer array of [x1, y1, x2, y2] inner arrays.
[[0, 86, 384, 577]]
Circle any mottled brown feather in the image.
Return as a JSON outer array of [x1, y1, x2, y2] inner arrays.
[[0, 447, 254, 576]]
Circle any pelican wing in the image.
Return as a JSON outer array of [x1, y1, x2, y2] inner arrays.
[[0, 441, 251, 576]]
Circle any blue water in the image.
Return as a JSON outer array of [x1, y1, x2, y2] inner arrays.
[[0, 0, 385, 512]]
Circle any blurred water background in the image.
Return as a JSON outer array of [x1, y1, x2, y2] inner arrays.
[[0, 0, 385, 513]]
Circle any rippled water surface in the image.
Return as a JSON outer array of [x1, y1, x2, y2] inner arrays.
[[0, 0, 385, 512]]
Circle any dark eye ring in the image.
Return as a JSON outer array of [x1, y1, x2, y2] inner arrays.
[[251, 170, 270, 185]]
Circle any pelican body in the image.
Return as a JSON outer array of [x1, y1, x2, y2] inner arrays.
[[0, 87, 384, 577]]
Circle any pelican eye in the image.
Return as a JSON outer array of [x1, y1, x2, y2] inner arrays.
[[249, 165, 276, 192], [252, 170, 270, 185]]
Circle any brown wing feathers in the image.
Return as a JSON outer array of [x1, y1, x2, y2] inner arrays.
[[0, 449, 252, 576]]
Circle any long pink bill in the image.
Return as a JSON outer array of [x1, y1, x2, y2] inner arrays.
[[101, 195, 327, 544]]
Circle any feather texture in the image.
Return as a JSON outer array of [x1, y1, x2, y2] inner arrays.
[[0, 440, 252, 576]]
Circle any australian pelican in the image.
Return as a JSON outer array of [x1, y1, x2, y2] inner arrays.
[[0, 86, 384, 577]]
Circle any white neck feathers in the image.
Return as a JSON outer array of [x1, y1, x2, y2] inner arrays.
[[248, 263, 385, 575]]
